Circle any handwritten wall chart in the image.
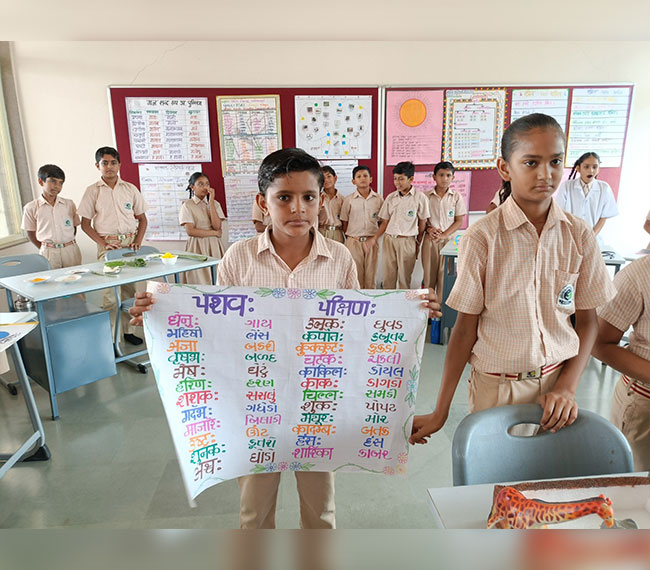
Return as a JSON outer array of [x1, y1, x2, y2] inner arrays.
[[319, 159, 359, 197], [385, 90, 444, 165], [126, 98, 211, 163], [216, 95, 282, 176], [443, 89, 506, 168], [510, 89, 569, 128], [139, 164, 201, 240], [223, 175, 258, 243], [566, 87, 631, 168], [295, 96, 372, 159], [143, 283, 427, 503]]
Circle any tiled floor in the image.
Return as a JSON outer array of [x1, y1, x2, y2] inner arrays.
[[0, 340, 620, 529]]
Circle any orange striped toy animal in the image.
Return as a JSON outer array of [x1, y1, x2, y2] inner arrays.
[[487, 486, 614, 529]]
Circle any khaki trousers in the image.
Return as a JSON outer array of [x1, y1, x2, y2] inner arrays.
[[610, 375, 650, 471], [421, 238, 446, 294], [40, 243, 82, 270], [382, 234, 416, 289], [318, 227, 345, 244], [238, 471, 335, 529], [97, 236, 137, 336], [346, 237, 379, 289], [468, 366, 563, 413]]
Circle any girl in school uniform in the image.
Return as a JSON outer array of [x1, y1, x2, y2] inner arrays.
[[555, 152, 618, 244], [410, 113, 616, 444], [178, 172, 226, 284]]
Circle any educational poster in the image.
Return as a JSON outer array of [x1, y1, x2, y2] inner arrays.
[[510, 89, 569, 129], [126, 98, 211, 163], [295, 96, 372, 159], [223, 175, 259, 243], [385, 90, 444, 165], [412, 171, 471, 229], [139, 164, 201, 240], [143, 283, 428, 503], [566, 87, 632, 168], [443, 89, 506, 168], [319, 159, 359, 197], [217, 95, 282, 176]]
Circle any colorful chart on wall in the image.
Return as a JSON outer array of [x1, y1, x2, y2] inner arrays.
[[223, 175, 259, 243], [443, 89, 507, 168], [126, 98, 211, 163], [385, 90, 444, 165], [216, 95, 282, 176], [143, 283, 427, 503], [510, 89, 569, 128], [412, 171, 471, 229], [319, 159, 359, 197], [294, 96, 372, 159], [139, 164, 201, 240], [566, 87, 632, 168]]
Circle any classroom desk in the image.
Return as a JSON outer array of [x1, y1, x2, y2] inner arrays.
[[427, 472, 649, 529], [0, 253, 219, 419], [438, 234, 626, 345], [0, 312, 50, 480]]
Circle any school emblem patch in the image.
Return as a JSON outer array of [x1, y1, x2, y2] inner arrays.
[[125, 202, 132, 210], [407, 210, 415, 217], [372, 212, 377, 218], [558, 284, 575, 307], [64, 219, 72, 227], [447, 209, 454, 217]]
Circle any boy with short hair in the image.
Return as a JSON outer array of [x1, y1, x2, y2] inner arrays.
[[422, 162, 467, 294], [377, 161, 429, 289], [78, 146, 148, 345], [340, 165, 384, 288], [22, 164, 82, 269], [318, 165, 345, 243]]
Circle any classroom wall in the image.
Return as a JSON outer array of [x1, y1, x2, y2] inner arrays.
[[6, 41, 650, 261]]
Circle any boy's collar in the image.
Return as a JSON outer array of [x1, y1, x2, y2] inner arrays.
[[503, 196, 569, 231], [257, 226, 333, 260], [38, 194, 62, 205]]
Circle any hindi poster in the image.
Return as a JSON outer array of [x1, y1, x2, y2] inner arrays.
[[139, 164, 201, 240], [223, 175, 259, 243], [126, 98, 211, 163], [510, 89, 569, 129], [143, 283, 427, 503], [443, 89, 506, 168], [295, 96, 372, 159], [385, 90, 444, 165], [566, 87, 632, 168], [217, 95, 282, 176]]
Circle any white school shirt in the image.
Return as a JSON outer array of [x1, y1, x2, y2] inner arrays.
[[555, 178, 618, 228]]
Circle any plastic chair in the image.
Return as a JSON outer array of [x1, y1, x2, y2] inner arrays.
[[104, 246, 161, 373], [452, 404, 634, 486], [0, 254, 51, 395]]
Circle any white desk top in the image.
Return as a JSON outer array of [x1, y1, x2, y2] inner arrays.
[[428, 472, 650, 529], [0, 252, 219, 302]]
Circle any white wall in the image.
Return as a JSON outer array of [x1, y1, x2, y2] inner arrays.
[[7, 41, 650, 260]]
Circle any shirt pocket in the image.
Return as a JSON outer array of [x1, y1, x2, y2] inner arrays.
[[555, 269, 579, 314]]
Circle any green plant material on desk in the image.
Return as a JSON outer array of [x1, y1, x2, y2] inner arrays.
[[176, 253, 209, 262], [126, 258, 147, 268], [104, 260, 125, 268]]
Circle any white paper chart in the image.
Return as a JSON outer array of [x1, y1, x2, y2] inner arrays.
[[126, 98, 211, 163], [511, 89, 569, 128], [319, 159, 359, 197], [139, 164, 201, 240], [295, 96, 372, 159], [223, 176, 259, 243], [217, 95, 282, 176], [566, 87, 631, 168], [443, 90, 506, 168]]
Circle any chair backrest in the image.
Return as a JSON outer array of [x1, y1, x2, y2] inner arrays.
[[452, 404, 634, 486], [104, 246, 159, 261], [0, 254, 51, 278]]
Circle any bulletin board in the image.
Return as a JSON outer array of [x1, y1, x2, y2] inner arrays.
[[108, 86, 380, 238], [383, 85, 634, 212]]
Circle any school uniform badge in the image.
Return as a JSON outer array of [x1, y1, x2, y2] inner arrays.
[[64, 219, 72, 226], [407, 210, 415, 217], [125, 202, 133, 210], [558, 284, 575, 307], [447, 209, 454, 217]]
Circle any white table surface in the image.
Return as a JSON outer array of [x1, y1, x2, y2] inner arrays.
[[427, 472, 649, 529], [0, 252, 220, 302]]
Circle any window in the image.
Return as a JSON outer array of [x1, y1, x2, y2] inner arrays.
[[0, 71, 23, 248]]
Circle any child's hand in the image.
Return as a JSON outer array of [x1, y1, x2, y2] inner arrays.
[[129, 291, 156, 326], [420, 288, 442, 319], [207, 187, 216, 201], [409, 410, 448, 444], [363, 236, 377, 253], [538, 389, 579, 433], [104, 242, 121, 251]]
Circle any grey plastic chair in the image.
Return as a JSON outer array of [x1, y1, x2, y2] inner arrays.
[[104, 246, 161, 373], [452, 404, 634, 486], [0, 254, 51, 395]]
